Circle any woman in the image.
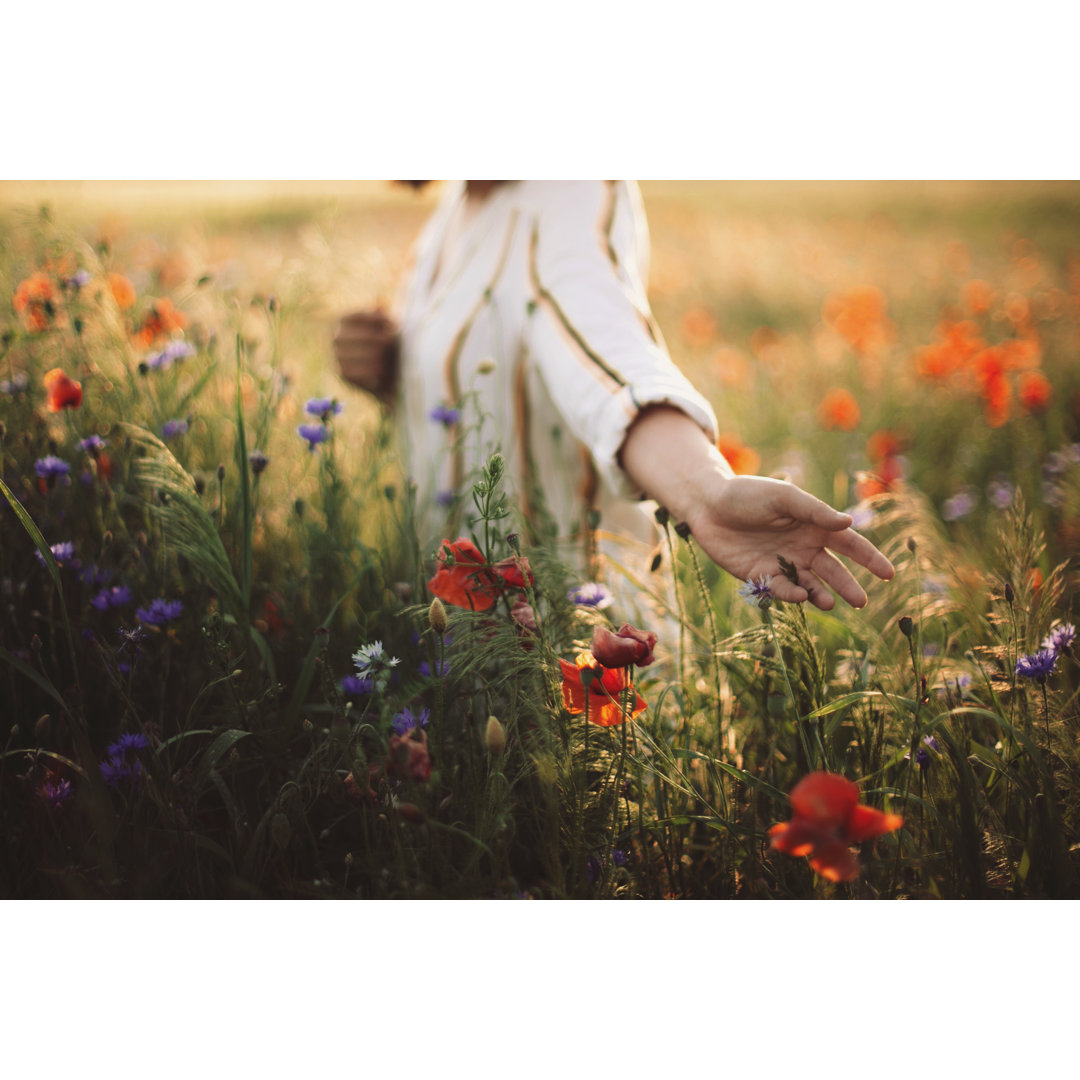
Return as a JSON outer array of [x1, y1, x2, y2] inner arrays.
[[335, 181, 893, 610]]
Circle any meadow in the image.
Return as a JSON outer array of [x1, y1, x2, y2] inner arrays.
[[2, 179, 1078, 899]]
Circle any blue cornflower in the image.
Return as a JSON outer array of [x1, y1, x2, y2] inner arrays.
[[1042, 623, 1076, 656], [612, 848, 629, 868], [161, 418, 189, 440], [80, 564, 111, 587], [392, 707, 431, 735], [429, 403, 460, 426], [136, 597, 183, 626], [35, 541, 76, 567], [352, 640, 400, 691], [34, 455, 71, 480], [1, 372, 29, 395], [79, 434, 107, 454], [106, 732, 150, 757], [738, 574, 773, 608], [1016, 648, 1058, 683], [298, 423, 328, 450], [435, 489, 455, 509], [248, 449, 270, 475], [305, 397, 343, 421], [64, 269, 92, 290], [568, 582, 614, 610], [38, 778, 73, 806], [418, 658, 450, 678], [906, 735, 940, 769], [91, 585, 132, 611], [147, 340, 196, 370], [943, 488, 977, 522], [988, 477, 1015, 510], [341, 674, 374, 697]]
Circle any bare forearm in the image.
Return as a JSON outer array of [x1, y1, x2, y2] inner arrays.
[[618, 404, 732, 520]]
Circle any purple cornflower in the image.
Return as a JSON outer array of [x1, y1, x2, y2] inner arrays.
[[568, 582, 615, 610], [988, 477, 1015, 510], [305, 397, 343, 421], [146, 340, 196, 370], [435, 489, 455, 509], [612, 848, 629, 868], [91, 584, 133, 611], [1, 372, 29, 395], [392, 706, 431, 736], [136, 597, 183, 626], [161, 418, 189, 440], [738, 574, 773, 608], [942, 488, 977, 522], [418, 658, 450, 678], [906, 734, 941, 769], [79, 434, 107, 454], [64, 269, 92, 290], [35, 541, 76, 567], [1042, 623, 1076, 656], [38, 778, 73, 806], [79, 564, 111, 587], [99, 732, 149, 787], [106, 732, 150, 756], [429, 403, 460, 426], [248, 449, 270, 476], [34, 455, 70, 480], [298, 423, 328, 451], [341, 674, 374, 697], [1016, 648, 1058, 683]]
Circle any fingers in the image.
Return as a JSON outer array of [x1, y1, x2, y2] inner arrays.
[[772, 483, 852, 531], [826, 527, 895, 583], [810, 550, 868, 609]]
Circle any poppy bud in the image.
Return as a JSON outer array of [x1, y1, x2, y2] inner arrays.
[[674, 522, 692, 540], [650, 551, 663, 573], [898, 616, 914, 638], [907, 536, 917, 553], [654, 506, 670, 526], [506, 532, 521, 554], [1004, 581, 1014, 604], [428, 597, 448, 635], [217, 463, 226, 481], [485, 715, 506, 757]]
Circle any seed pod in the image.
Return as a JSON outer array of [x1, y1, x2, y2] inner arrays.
[[1004, 581, 1015, 604], [485, 715, 506, 757], [654, 506, 670, 526], [674, 521, 692, 540], [907, 536, 917, 553], [898, 616, 914, 638]]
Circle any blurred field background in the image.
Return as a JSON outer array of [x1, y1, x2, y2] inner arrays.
[[3, 178, 1079, 901]]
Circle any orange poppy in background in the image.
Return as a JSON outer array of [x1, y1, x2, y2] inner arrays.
[[716, 432, 761, 475], [43, 368, 83, 412], [13, 272, 56, 332], [769, 771, 903, 883], [559, 651, 646, 727], [961, 279, 995, 315], [818, 388, 861, 431], [107, 273, 136, 310], [1019, 371, 1052, 413], [681, 306, 717, 347], [866, 429, 904, 463], [822, 285, 895, 353], [133, 298, 187, 348], [914, 319, 985, 381]]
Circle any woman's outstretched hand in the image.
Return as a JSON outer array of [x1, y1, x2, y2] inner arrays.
[[682, 474, 893, 610], [619, 405, 894, 611], [333, 308, 400, 405]]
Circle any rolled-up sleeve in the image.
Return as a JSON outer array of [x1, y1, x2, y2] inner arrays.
[[525, 181, 718, 499]]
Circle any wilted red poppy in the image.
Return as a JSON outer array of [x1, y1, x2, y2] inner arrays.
[[559, 651, 646, 727], [769, 771, 903, 883], [818, 388, 861, 431], [492, 553, 533, 589], [43, 368, 83, 412], [716, 432, 761, 475], [591, 623, 657, 668], [13, 272, 56, 332], [387, 730, 432, 782]]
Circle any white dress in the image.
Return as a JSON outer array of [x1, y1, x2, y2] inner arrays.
[[396, 180, 718, 586]]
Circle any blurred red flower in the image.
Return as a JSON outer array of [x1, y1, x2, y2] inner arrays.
[[822, 286, 895, 353], [387, 730, 432, 782], [961, 279, 995, 315], [769, 771, 903, 883], [914, 320, 984, 380], [13, 272, 56, 332], [43, 368, 82, 412], [559, 651, 646, 727], [716, 432, 761, 475], [1018, 371, 1052, 413], [818, 388, 861, 431], [428, 538, 499, 611], [681, 306, 717, 347], [591, 623, 657, 668], [133, 297, 187, 348], [107, 272, 136, 310]]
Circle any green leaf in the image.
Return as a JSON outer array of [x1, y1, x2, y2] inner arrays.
[[0, 645, 68, 708], [194, 729, 251, 790]]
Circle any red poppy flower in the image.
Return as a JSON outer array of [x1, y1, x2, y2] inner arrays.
[[769, 771, 903, 883], [716, 432, 761, 475], [591, 623, 657, 668], [559, 651, 646, 727], [107, 273, 136, 310], [428, 538, 500, 611], [492, 553, 533, 589], [133, 297, 187, 348], [387, 730, 432, 782], [43, 368, 83, 412], [818, 388, 861, 431], [1018, 371, 1052, 413], [14, 272, 56, 333], [822, 286, 895, 354]]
